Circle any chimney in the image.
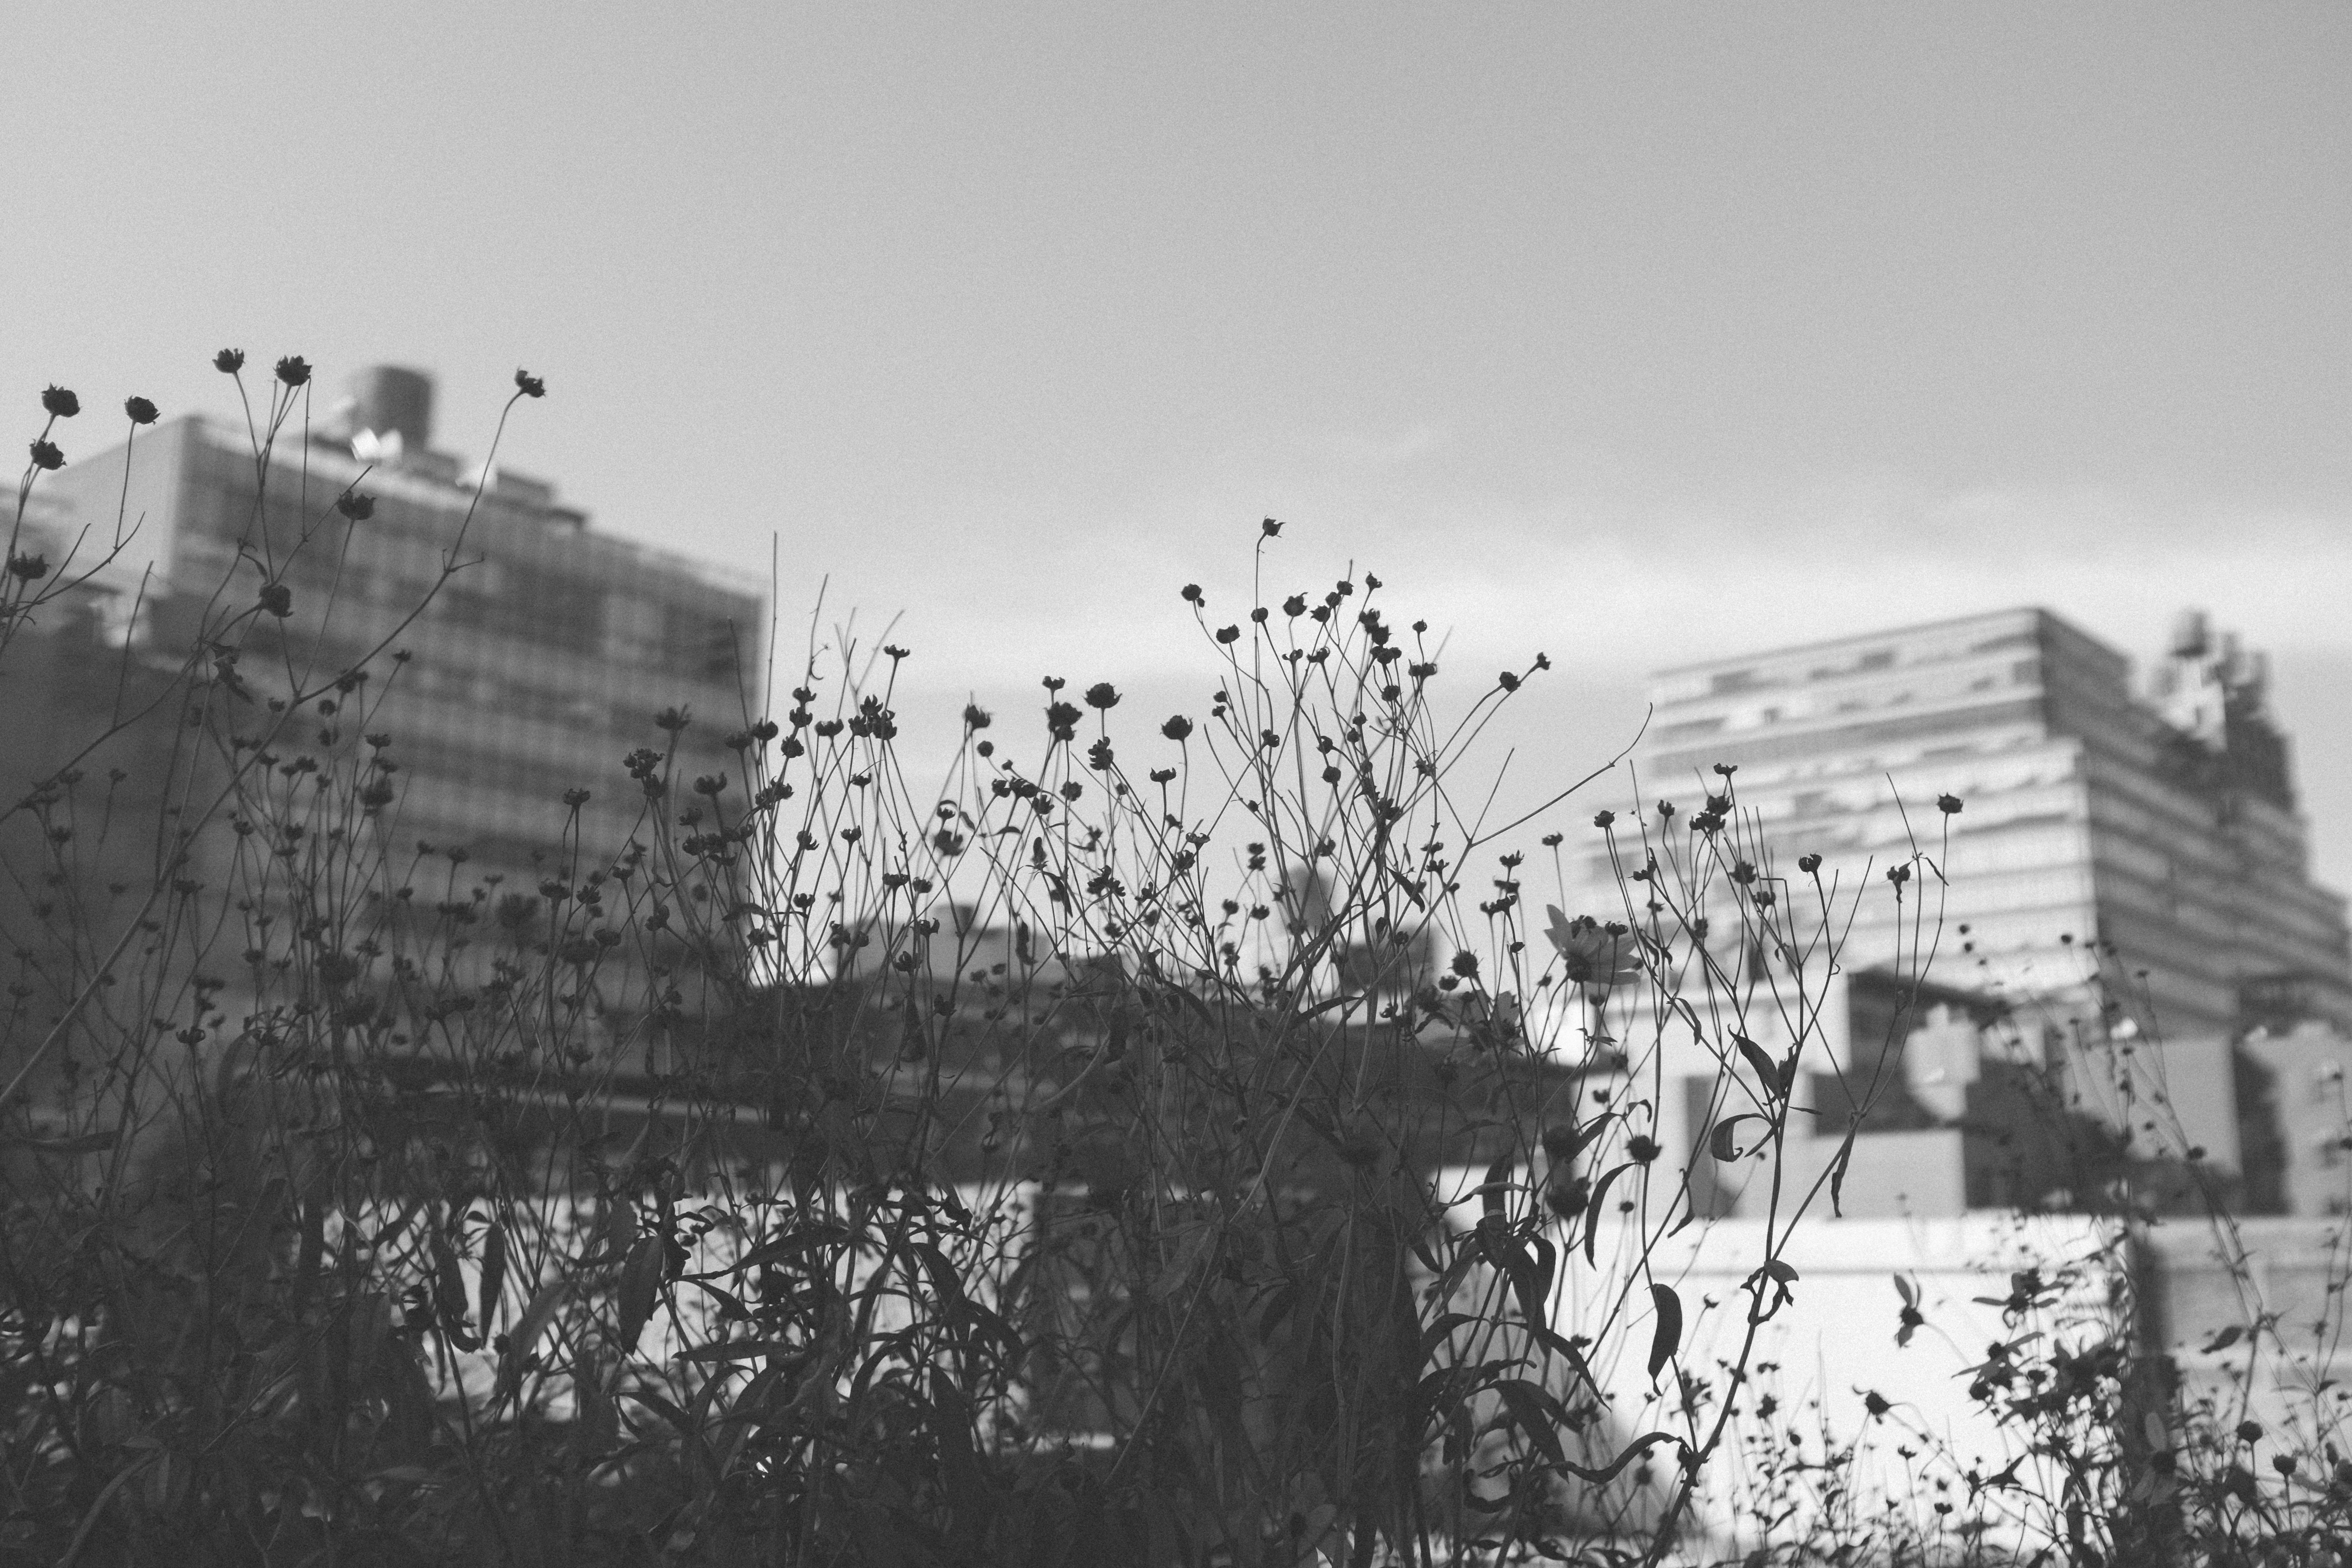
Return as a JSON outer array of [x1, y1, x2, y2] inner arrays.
[[345, 365, 434, 457]]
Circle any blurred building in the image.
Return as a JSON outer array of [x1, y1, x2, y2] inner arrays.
[[1614, 606, 2349, 1043], [1592, 607, 2352, 1218], [37, 365, 764, 885]]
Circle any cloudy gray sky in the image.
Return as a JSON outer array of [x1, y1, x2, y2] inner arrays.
[[6, 2, 2348, 889]]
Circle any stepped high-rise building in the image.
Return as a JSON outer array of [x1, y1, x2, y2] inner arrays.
[[1612, 606, 2349, 1041], [1586, 608, 2352, 1216]]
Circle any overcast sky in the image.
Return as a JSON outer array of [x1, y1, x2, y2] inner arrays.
[[6, 2, 2348, 891]]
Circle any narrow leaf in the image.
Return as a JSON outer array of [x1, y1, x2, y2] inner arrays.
[[1495, 1377, 1567, 1468], [1733, 1034, 1781, 1099], [1709, 1114, 1762, 1162], [1646, 1283, 1682, 1379], [1478, 1153, 1514, 1227], [619, 1234, 663, 1350], [500, 1280, 571, 1397], [478, 1219, 507, 1333], [1583, 1162, 1631, 1267]]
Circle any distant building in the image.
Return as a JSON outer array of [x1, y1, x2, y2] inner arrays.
[[1590, 607, 2352, 1218], [39, 365, 764, 886], [1616, 606, 2348, 1042]]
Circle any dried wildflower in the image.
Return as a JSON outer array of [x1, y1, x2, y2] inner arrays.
[[41, 386, 79, 419], [336, 490, 375, 521], [123, 396, 158, 425], [8, 552, 49, 581], [275, 356, 311, 388], [693, 775, 727, 797], [1261, 517, 1283, 537], [258, 582, 292, 618], [1214, 625, 1240, 645], [1282, 593, 1306, 616], [1148, 767, 1176, 784], [563, 788, 591, 807], [654, 706, 691, 733], [28, 439, 63, 471], [1887, 864, 1911, 885], [1593, 810, 1615, 829], [1083, 682, 1120, 710], [1180, 583, 1203, 604], [963, 703, 992, 730], [1798, 853, 1822, 874], [1937, 793, 1963, 814], [1042, 675, 1065, 691], [514, 367, 545, 397], [1713, 763, 1738, 778], [1498, 671, 1519, 692], [214, 349, 245, 374], [883, 643, 909, 661], [1046, 700, 1081, 741], [1544, 906, 1642, 988], [1161, 715, 1193, 742]]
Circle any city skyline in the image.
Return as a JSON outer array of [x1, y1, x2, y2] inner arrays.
[[5, 3, 2347, 902]]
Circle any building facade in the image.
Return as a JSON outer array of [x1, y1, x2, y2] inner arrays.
[[1589, 607, 2351, 1216], [39, 366, 764, 887], [1617, 606, 2349, 1043]]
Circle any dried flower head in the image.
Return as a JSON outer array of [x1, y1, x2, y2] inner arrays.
[[123, 396, 158, 425], [1937, 793, 1963, 815], [214, 348, 245, 374], [1545, 906, 1642, 988], [1261, 517, 1283, 537], [40, 386, 79, 419], [1798, 853, 1822, 874], [275, 356, 311, 388], [336, 490, 375, 521], [1083, 682, 1120, 710], [27, 440, 63, 471], [515, 368, 546, 397], [7, 552, 50, 581], [1180, 583, 1203, 605], [1161, 715, 1193, 742]]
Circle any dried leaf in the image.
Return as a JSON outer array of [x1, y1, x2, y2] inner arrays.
[[1646, 1283, 1682, 1379], [1709, 1114, 1763, 1161]]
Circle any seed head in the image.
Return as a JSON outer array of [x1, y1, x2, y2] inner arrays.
[[1161, 715, 1193, 742], [515, 368, 546, 398], [1937, 793, 1963, 815], [123, 396, 158, 425], [1261, 517, 1283, 537], [27, 440, 63, 471], [1083, 682, 1120, 710], [214, 349, 245, 374], [1180, 583, 1203, 605], [40, 386, 79, 419], [274, 356, 311, 388], [336, 490, 375, 521]]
